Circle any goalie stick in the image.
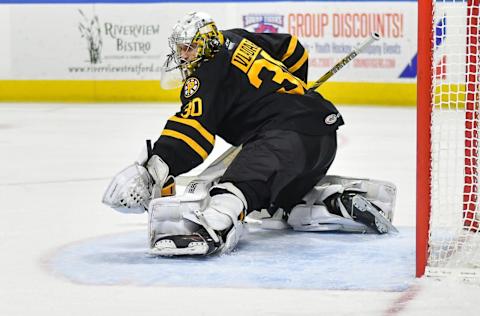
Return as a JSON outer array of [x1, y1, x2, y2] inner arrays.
[[175, 32, 381, 185], [308, 32, 381, 92]]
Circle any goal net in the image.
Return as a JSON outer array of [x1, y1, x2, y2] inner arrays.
[[417, 0, 480, 279]]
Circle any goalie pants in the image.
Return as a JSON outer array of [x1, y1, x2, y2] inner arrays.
[[220, 129, 337, 213]]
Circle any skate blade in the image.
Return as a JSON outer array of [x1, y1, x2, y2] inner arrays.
[[149, 239, 209, 256], [352, 195, 399, 234], [292, 223, 342, 232], [292, 222, 375, 233]]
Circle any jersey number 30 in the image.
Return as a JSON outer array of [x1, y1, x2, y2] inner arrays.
[[181, 97, 203, 118]]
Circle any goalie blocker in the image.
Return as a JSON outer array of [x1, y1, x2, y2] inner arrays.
[[148, 175, 397, 256]]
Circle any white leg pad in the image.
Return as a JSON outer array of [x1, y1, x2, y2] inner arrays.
[[148, 180, 246, 255], [317, 175, 397, 222], [148, 179, 212, 249], [286, 175, 397, 233], [288, 205, 372, 233]]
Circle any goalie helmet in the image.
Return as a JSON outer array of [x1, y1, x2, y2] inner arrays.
[[166, 12, 224, 80]]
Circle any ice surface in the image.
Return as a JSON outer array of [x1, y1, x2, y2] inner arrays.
[[49, 226, 414, 291], [2, 103, 480, 316]]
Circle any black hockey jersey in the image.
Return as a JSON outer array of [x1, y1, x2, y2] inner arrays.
[[153, 29, 344, 176]]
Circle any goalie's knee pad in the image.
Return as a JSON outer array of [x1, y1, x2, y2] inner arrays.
[[203, 183, 247, 229], [199, 182, 247, 254]]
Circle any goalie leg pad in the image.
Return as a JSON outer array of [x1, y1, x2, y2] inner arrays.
[[288, 204, 373, 233], [148, 179, 214, 256], [287, 175, 398, 234], [318, 175, 397, 223], [148, 181, 246, 256]]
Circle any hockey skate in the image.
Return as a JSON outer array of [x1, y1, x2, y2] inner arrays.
[[150, 227, 217, 256], [349, 194, 398, 234]]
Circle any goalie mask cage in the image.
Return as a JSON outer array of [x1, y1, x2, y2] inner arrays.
[[417, 0, 480, 279]]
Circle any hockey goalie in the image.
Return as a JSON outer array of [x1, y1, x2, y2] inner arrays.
[[102, 12, 397, 257]]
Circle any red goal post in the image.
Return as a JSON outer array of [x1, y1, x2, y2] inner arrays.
[[417, 0, 480, 278]]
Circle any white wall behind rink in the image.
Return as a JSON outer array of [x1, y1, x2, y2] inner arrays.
[[0, 7, 11, 77], [0, 1, 417, 83]]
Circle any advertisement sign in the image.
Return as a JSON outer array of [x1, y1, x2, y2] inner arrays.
[[1, 1, 417, 84], [8, 5, 169, 80], [238, 3, 417, 83]]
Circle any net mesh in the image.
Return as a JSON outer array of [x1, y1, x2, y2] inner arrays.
[[428, 0, 480, 274]]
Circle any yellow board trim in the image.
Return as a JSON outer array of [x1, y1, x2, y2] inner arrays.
[[0, 80, 180, 102], [0, 80, 416, 106], [281, 36, 298, 62], [168, 116, 215, 145], [288, 50, 309, 73], [319, 81, 416, 106], [161, 129, 209, 160]]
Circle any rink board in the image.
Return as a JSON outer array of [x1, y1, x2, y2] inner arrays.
[[48, 225, 415, 291], [0, 0, 417, 104]]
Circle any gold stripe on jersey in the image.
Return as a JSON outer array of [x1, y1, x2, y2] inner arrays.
[[232, 38, 262, 73], [168, 116, 215, 145], [281, 36, 298, 62], [161, 129, 209, 159], [288, 50, 309, 73]]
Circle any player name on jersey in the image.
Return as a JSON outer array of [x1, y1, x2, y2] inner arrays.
[[231, 38, 262, 73]]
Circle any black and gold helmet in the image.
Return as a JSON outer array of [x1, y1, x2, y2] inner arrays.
[[167, 12, 224, 80]]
